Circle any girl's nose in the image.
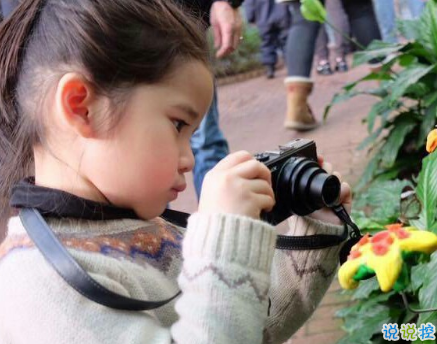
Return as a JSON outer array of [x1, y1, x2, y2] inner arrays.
[[179, 145, 195, 173]]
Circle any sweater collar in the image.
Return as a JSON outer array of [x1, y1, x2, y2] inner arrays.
[[10, 177, 140, 221]]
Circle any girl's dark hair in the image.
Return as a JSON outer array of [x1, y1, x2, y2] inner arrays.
[[0, 0, 210, 238]]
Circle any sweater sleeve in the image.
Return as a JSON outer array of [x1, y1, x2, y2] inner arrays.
[[171, 212, 277, 344], [263, 216, 347, 344]]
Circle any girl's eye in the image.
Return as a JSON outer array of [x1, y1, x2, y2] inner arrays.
[[172, 119, 189, 133]]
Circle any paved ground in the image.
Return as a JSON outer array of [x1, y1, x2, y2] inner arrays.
[[172, 60, 377, 344]]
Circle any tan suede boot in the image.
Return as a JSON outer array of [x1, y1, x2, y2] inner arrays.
[[284, 77, 319, 131]]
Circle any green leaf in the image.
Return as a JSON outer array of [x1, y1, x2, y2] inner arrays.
[[340, 303, 391, 341], [380, 118, 417, 168], [355, 153, 381, 191], [417, 253, 437, 325], [412, 151, 437, 232], [411, 263, 428, 291], [423, 0, 437, 57], [351, 279, 381, 300], [324, 90, 364, 120], [353, 179, 411, 225], [397, 18, 423, 41], [358, 127, 384, 151], [366, 98, 394, 133], [388, 64, 436, 104], [423, 92, 437, 108], [300, 0, 326, 23], [416, 101, 437, 148], [399, 54, 419, 67], [405, 82, 431, 100], [353, 41, 404, 67]]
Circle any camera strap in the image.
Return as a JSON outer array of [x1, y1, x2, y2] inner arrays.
[[19, 207, 353, 311], [276, 228, 348, 251], [19, 208, 181, 311]]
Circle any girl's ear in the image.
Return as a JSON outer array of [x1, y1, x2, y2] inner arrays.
[[55, 73, 97, 138]]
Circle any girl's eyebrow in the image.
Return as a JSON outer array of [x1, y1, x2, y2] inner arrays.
[[172, 104, 200, 120]]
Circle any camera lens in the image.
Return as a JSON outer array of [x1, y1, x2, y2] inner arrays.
[[310, 174, 340, 207], [276, 157, 341, 216]]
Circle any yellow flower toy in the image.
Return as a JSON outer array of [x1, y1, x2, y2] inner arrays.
[[426, 128, 437, 153], [338, 224, 437, 292]]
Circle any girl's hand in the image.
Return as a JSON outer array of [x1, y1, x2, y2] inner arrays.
[[308, 159, 352, 226], [198, 151, 275, 219]]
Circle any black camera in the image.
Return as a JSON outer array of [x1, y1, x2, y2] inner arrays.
[[255, 139, 341, 225]]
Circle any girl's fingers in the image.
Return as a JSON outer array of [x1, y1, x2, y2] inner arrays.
[[317, 155, 324, 167], [322, 161, 333, 174], [214, 151, 253, 170], [254, 193, 276, 213], [338, 182, 352, 208], [232, 159, 272, 185], [246, 179, 275, 199], [333, 171, 342, 183]]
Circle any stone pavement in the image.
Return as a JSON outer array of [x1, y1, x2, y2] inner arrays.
[[171, 61, 377, 343]]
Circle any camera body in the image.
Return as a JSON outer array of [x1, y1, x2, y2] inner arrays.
[[255, 139, 340, 225]]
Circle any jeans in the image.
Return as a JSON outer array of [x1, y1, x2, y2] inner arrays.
[[259, 24, 288, 66], [191, 87, 229, 199], [286, 0, 381, 77], [407, 0, 426, 18], [0, 0, 18, 18], [315, 0, 350, 61], [372, 0, 397, 43]]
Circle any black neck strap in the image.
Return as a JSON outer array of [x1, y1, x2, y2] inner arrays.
[[19, 208, 347, 311], [19, 208, 181, 311]]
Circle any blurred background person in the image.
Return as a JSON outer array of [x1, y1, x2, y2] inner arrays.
[[401, 0, 427, 18], [278, 0, 381, 131], [315, 0, 350, 76], [372, 0, 398, 43], [0, 0, 18, 18], [245, 0, 289, 78]]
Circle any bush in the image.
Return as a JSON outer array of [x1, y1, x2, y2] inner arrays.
[[325, 0, 437, 191]]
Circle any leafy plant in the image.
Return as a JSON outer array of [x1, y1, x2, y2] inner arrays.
[[338, 152, 437, 343], [325, 0, 437, 190]]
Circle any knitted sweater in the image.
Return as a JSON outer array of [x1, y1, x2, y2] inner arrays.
[[0, 211, 345, 344]]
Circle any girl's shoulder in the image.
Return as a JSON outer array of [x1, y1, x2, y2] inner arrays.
[[0, 215, 183, 319], [0, 215, 185, 272]]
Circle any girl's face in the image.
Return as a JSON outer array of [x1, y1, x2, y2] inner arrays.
[[40, 60, 213, 220], [86, 61, 213, 219]]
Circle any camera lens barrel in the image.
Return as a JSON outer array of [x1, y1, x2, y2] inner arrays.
[[277, 157, 341, 216]]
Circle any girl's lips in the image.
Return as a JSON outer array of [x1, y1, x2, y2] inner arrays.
[[171, 184, 186, 193]]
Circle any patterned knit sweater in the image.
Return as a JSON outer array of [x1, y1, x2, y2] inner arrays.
[[0, 212, 345, 344]]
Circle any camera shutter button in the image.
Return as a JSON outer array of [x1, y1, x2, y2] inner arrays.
[[254, 153, 269, 162]]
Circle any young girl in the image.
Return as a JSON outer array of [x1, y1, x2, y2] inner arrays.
[[0, 0, 352, 343]]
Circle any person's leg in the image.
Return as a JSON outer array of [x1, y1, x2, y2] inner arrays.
[[283, 2, 320, 131], [407, 0, 426, 18], [371, 0, 397, 43], [342, 0, 382, 49], [191, 86, 229, 199], [315, 25, 333, 75], [315, 25, 329, 62], [259, 24, 279, 78], [0, 0, 19, 18], [285, 2, 321, 78], [325, 0, 350, 67], [278, 25, 288, 57]]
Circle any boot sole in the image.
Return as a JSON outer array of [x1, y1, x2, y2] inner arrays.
[[284, 121, 319, 131]]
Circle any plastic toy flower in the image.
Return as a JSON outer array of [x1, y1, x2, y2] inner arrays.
[[426, 128, 437, 153], [338, 224, 437, 292]]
